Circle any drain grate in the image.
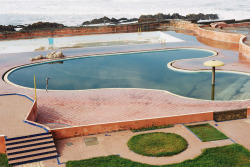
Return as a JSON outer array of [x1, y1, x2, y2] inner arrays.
[[84, 137, 99, 146]]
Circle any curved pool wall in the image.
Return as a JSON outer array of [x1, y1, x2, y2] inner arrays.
[[5, 48, 250, 101]]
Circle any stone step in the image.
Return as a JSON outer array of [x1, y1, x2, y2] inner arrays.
[[8, 147, 57, 160], [6, 138, 54, 151], [8, 152, 58, 166], [6, 135, 52, 146], [5, 133, 51, 145], [6, 133, 58, 166], [6, 132, 49, 142], [7, 143, 56, 155]]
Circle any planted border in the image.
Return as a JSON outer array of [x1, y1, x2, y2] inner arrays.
[[186, 123, 228, 142], [131, 124, 173, 132], [0, 154, 9, 167]]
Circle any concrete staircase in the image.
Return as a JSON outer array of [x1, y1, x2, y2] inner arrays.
[[6, 133, 58, 166]]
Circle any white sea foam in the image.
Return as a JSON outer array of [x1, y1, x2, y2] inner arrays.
[[0, 0, 249, 26]]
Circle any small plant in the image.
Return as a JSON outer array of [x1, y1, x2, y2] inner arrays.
[[131, 124, 173, 132]]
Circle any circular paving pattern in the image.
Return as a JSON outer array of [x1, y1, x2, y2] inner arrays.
[[127, 132, 188, 157]]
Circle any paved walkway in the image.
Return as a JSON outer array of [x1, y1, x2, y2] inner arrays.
[[14, 118, 250, 167], [214, 118, 250, 150], [55, 124, 233, 166], [0, 95, 44, 138]]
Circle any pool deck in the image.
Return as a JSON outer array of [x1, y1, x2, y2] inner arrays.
[[0, 31, 250, 129]]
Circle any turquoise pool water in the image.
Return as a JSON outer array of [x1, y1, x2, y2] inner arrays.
[[7, 49, 250, 100]]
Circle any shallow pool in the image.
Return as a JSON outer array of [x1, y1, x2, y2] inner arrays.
[[6, 49, 250, 100]]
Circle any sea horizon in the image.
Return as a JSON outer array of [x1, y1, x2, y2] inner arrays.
[[0, 0, 249, 26]]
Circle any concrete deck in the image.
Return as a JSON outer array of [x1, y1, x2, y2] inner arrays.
[[0, 95, 44, 138]]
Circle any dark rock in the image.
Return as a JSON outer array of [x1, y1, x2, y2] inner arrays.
[[21, 21, 65, 31], [82, 16, 138, 25], [0, 25, 16, 32], [138, 13, 218, 23]]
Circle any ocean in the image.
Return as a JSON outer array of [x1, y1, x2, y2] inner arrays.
[[0, 0, 249, 26]]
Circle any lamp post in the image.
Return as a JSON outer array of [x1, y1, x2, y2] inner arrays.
[[203, 60, 224, 100]]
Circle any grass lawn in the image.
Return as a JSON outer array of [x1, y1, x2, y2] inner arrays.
[[0, 154, 9, 167], [186, 123, 228, 142], [127, 132, 188, 157], [131, 125, 173, 132], [66, 144, 250, 167]]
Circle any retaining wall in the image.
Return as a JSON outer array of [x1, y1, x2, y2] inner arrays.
[[168, 20, 250, 58], [196, 26, 244, 43], [213, 108, 248, 122], [24, 100, 50, 133], [25, 101, 37, 122], [0, 22, 161, 40], [0, 135, 6, 154], [51, 112, 213, 139], [196, 35, 239, 51], [239, 36, 250, 58], [226, 22, 250, 27], [169, 20, 198, 31]]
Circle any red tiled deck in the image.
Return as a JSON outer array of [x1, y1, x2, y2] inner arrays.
[[36, 88, 249, 127]]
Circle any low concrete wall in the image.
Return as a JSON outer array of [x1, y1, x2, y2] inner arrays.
[[51, 112, 213, 139], [195, 24, 249, 59], [226, 22, 250, 27], [196, 26, 243, 43], [0, 135, 6, 154], [25, 101, 37, 121], [213, 108, 247, 122], [239, 36, 250, 58], [166, 20, 250, 59], [196, 35, 239, 51], [24, 100, 51, 133], [0, 22, 161, 40], [169, 21, 198, 31]]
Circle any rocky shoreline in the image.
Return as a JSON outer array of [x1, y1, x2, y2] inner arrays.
[[0, 13, 219, 32]]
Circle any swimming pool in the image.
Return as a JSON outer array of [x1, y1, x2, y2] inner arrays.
[[5, 48, 250, 100]]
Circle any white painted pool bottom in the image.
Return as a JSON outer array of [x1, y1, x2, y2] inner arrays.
[[0, 31, 184, 54]]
